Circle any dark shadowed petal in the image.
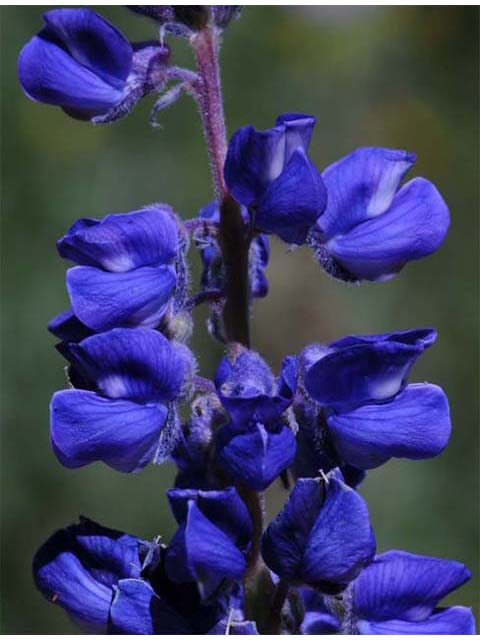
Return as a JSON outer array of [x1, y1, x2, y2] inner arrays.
[[328, 384, 451, 469], [48, 309, 93, 343], [354, 550, 472, 622], [358, 607, 476, 635], [33, 518, 141, 632], [110, 579, 193, 634], [66, 328, 194, 402], [256, 148, 327, 244], [261, 478, 325, 581], [165, 501, 247, 599], [217, 422, 296, 491], [302, 475, 375, 585], [18, 33, 125, 110], [318, 147, 416, 238], [42, 9, 132, 86], [67, 264, 176, 331], [57, 206, 178, 271], [50, 389, 167, 472], [305, 341, 423, 411], [167, 487, 252, 552], [224, 124, 286, 206], [299, 587, 341, 634], [327, 177, 450, 281]]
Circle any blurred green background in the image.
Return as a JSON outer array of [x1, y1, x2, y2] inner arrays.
[[1, 5, 479, 633]]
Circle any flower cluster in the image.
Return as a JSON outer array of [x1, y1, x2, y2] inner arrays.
[[20, 6, 474, 636]]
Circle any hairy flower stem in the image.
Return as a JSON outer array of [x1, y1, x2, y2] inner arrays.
[[191, 20, 264, 620], [191, 26, 227, 199]]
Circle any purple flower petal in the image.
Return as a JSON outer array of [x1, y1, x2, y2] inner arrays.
[[256, 148, 327, 244], [42, 9, 132, 85], [216, 422, 297, 491], [167, 487, 252, 552], [50, 389, 167, 472], [65, 328, 194, 402], [57, 206, 178, 271], [33, 518, 141, 632], [327, 384, 451, 469], [327, 177, 450, 281], [165, 501, 247, 599], [354, 550, 472, 622], [261, 478, 326, 582], [358, 607, 476, 635], [66, 264, 176, 331], [18, 9, 132, 114], [301, 475, 375, 585], [224, 124, 288, 206], [305, 341, 424, 412], [318, 147, 416, 238]]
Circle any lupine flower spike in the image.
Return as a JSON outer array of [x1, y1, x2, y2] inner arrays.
[[20, 5, 474, 636]]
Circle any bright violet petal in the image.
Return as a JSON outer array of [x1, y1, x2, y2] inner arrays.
[[67, 264, 176, 331], [327, 177, 450, 281], [110, 579, 192, 634], [66, 328, 193, 402], [358, 607, 476, 635], [50, 389, 167, 472], [18, 33, 124, 110], [57, 206, 178, 271], [256, 148, 326, 244], [328, 384, 451, 469], [318, 147, 416, 238], [302, 475, 375, 585], [354, 550, 472, 622]]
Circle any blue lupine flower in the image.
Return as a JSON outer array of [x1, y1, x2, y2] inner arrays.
[[56, 205, 180, 332], [261, 471, 376, 591], [214, 350, 297, 490], [224, 113, 327, 244], [50, 328, 195, 472], [197, 200, 270, 299], [18, 9, 170, 122], [299, 587, 341, 634], [165, 487, 252, 600], [351, 550, 475, 634], [33, 517, 143, 632], [301, 328, 451, 470], [309, 147, 450, 282]]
